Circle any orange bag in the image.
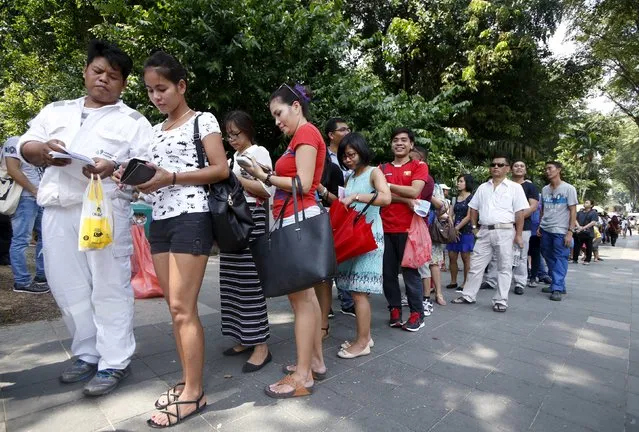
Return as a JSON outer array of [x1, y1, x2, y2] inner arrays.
[[130, 225, 163, 299], [401, 214, 432, 268]]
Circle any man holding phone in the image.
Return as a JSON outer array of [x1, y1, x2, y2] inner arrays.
[[17, 40, 153, 396]]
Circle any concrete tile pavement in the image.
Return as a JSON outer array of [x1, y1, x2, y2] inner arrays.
[[1, 239, 638, 431]]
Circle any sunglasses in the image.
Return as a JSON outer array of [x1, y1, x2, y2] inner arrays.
[[490, 163, 508, 168], [278, 83, 300, 99]]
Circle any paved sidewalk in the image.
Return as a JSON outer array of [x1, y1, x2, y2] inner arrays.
[[1, 237, 638, 432]]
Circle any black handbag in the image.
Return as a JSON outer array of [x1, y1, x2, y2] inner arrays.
[[193, 115, 255, 252], [250, 176, 338, 298]]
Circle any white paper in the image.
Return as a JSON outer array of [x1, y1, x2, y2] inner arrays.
[[413, 199, 431, 217], [49, 150, 96, 167], [338, 186, 345, 199]]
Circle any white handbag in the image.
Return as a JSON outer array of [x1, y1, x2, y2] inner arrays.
[[0, 148, 23, 215]]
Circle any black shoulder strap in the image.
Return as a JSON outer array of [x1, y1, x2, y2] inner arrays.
[[193, 114, 205, 169]]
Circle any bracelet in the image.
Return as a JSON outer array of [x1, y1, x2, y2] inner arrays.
[[264, 173, 273, 187], [172, 172, 177, 185]]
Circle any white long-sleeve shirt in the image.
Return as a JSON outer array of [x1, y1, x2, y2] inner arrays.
[[18, 97, 153, 207]]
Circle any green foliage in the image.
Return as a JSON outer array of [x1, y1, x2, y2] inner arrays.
[[568, 0, 639, 127], [344, 0, 596, 163], [554, 111, 620, 203], [610, 119, 639, 208]]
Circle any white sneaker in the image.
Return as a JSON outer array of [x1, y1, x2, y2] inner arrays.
[[423, 307, 432, 317], [401, 295, 409, 307], [423, 299, 434, 314]]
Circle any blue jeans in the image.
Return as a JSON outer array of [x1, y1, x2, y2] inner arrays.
[[540, 230, 570, 293], [10, 196, 44, 286], [337, 286, 354, 309]]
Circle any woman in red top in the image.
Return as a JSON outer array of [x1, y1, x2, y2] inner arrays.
[[244, 83, 327, 398]]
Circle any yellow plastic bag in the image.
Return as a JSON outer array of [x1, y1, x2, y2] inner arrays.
[[78, 174, 113, 251]]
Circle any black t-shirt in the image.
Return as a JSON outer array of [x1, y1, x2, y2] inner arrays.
[[320, 156, 344, 208], [577, 209, 599, 237], [521, 180, 540, 231]]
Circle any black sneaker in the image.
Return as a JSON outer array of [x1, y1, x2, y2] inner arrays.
[[402, 312, 425, 332], [541, 286, 552, 293], [539, 276, 552, 284], [60, 359, 98, 383], [328, 308, 335, 319], [549, 291, 562, 301], [13, 280, 50, 294], [0, 255, 10, 266], [514, 286, 525, 295], [480, 282, 494, 290], [340, 305, 356, 317]]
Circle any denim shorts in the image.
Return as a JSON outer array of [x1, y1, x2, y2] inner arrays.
[[149, 212, 213, 255]]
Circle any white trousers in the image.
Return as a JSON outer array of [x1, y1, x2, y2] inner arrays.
[[485, 231, 531, 289], [42, 199, 135, 370], [461, 228, 515, 306]]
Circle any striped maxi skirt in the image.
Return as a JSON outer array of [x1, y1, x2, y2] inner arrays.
[[218, 202, 270, 345]]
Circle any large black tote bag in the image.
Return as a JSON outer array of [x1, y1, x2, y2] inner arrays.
[[193, 115, 255, 252], [250, 176, 337, 297]]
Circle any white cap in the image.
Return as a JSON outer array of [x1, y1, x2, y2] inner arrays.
[[440, 184, 451, 190]]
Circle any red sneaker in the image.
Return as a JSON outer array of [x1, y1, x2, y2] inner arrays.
[[402, 312, 425, 332], [389, 307, 402, 328]]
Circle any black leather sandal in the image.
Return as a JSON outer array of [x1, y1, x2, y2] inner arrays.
[[147, 392, 207, 429], [154, 382, 185, 409]]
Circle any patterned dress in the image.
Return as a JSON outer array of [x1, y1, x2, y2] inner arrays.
[[336, 167, 384, 294]]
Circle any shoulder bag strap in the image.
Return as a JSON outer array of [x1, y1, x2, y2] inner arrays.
[[193, 114, 205, 169], [353, 190, 378, 225]]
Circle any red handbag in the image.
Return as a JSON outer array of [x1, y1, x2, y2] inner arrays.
[[329, 192, 378, 264]]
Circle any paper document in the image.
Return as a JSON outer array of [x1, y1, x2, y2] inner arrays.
[[49, 150, 96, 167], [413, 199, 431, 217], [338, 186, 345, 199]]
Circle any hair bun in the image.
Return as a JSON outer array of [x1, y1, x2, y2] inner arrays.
[[294, 83, 312, 103]]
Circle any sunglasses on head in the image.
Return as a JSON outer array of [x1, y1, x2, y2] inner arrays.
[[278, 83, 300, 99], [490, 163, 508, 168]]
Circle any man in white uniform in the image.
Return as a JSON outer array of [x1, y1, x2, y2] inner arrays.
[[18, 40, 153, 396], [451, 155, 528, 312]]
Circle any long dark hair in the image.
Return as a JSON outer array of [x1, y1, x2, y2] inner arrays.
[[457, 174, 475, 193]]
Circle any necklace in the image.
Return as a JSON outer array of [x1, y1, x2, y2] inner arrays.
[[162, 108, 193, 131]]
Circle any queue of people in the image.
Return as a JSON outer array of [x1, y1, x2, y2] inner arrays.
[[1, 39, 625, 428]]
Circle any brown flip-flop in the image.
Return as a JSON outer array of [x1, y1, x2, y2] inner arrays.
[[281, 364, 327, 381], [264, 374, 314, 399]]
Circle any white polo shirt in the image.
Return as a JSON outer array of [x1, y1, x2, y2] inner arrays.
[[469, 178, 529, 226]]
